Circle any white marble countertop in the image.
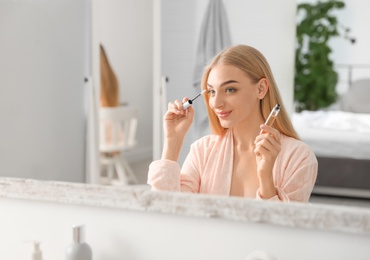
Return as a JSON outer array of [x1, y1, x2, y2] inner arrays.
[[1, 177, 370, 236]]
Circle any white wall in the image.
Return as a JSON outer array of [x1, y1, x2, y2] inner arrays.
[[95, 0, 154, 162], [331, 0, 370, 94], [1, 197, 370, 260]]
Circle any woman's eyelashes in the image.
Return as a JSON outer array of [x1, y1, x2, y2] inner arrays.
[[226, 87, 236, 93], [207, 87, 237, 96]]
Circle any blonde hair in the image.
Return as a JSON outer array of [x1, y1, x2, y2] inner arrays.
[[201, 44, 299, 140]]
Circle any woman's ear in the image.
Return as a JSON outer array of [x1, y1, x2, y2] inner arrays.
[[257, 78, 269, 99]]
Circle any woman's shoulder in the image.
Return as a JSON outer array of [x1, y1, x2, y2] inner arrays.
[[190, 130, 232, 151], [280, 134, 316, 160], [192, 133, 222, 148]]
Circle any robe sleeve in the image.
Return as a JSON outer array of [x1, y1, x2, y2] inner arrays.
[[147, 143, 203, 193], [255, 141, 318, 202]]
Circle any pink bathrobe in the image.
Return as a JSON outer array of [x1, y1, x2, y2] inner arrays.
[[148, 129, 318, 202]]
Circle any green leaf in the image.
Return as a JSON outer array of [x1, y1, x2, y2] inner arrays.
[[294, 0, 350, 111]]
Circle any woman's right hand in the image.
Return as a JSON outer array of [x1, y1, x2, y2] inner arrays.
[[161, 97, 194, 161], [163, 97, 194, 141]]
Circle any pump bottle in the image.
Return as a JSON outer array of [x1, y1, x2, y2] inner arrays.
[[26, 241, 44, 260], [65, 225, 92, 260]]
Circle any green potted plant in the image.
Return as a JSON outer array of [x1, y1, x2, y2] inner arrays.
[[294, 0, 355, 112]]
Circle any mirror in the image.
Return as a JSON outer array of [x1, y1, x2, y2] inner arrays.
[[0, 0, 369, 210]]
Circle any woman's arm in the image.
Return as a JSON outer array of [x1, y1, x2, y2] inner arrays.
[[256, 138, 318, 202], [161, 97, 194, 161], [147, 144, 202, 193], [254, 124, 281, 199], [147, 96, 197, 191], [254, 125, 318, 202]]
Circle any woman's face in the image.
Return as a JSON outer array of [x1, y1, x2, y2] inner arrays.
[[207, 63, 263, 129]]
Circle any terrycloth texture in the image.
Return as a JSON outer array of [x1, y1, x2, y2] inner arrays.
[[148, 130, 318, 202]]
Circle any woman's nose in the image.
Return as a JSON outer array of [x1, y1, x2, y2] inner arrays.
[[210, 92, 224, 109]]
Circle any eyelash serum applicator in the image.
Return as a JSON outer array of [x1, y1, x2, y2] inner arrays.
[[260, 103, 280, 134], [183, 89, 207, 109]]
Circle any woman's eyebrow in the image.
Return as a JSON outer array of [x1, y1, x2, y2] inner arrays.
[[207, 80, 239, 88]]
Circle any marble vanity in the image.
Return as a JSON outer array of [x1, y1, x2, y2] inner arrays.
[[1, 178, 370, 260], [1, 178, 370, 235]]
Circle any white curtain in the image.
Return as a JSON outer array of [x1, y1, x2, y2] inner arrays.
[[193, 0, 232, 137]]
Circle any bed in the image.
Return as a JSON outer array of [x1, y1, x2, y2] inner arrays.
[[292, 79, 370, 199], [292, 110, 370, 198]]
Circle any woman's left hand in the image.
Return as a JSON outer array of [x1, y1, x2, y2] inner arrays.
[[254, 124, 281, 180]]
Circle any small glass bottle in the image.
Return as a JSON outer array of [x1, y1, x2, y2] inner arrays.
[[65, 225, 92, 260], [260, 104, 281, 134], [25, 240, 44, 260]]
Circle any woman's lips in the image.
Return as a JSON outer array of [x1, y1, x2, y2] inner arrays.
[[216, 110, 232, 119]]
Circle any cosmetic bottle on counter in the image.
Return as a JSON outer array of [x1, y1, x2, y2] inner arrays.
[[26, 241, 44, 260], [65, 225, 92, 260]]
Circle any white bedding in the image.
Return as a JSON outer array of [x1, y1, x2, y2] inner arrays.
[[292, 110, 370, 160]]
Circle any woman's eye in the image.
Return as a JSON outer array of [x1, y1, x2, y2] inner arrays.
[[207, 89, 215, 95], [226, 88, 236, 93]]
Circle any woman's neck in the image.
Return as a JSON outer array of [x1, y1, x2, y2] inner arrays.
[[231, 115, 264, 151]]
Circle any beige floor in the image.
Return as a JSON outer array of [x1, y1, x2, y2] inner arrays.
[[130, 158, 152, 185]]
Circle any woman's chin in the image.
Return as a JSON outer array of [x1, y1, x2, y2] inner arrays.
[[219, 120, 232, 129]]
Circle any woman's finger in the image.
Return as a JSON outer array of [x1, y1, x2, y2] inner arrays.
[[167, 100, 185, 114], [259, 125, 281, 142]]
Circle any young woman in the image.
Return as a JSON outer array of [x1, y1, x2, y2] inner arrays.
[[148, 45, 318, 202]]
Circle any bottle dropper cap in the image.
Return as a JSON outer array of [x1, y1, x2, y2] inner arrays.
[[73, 225, 85, 243]]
